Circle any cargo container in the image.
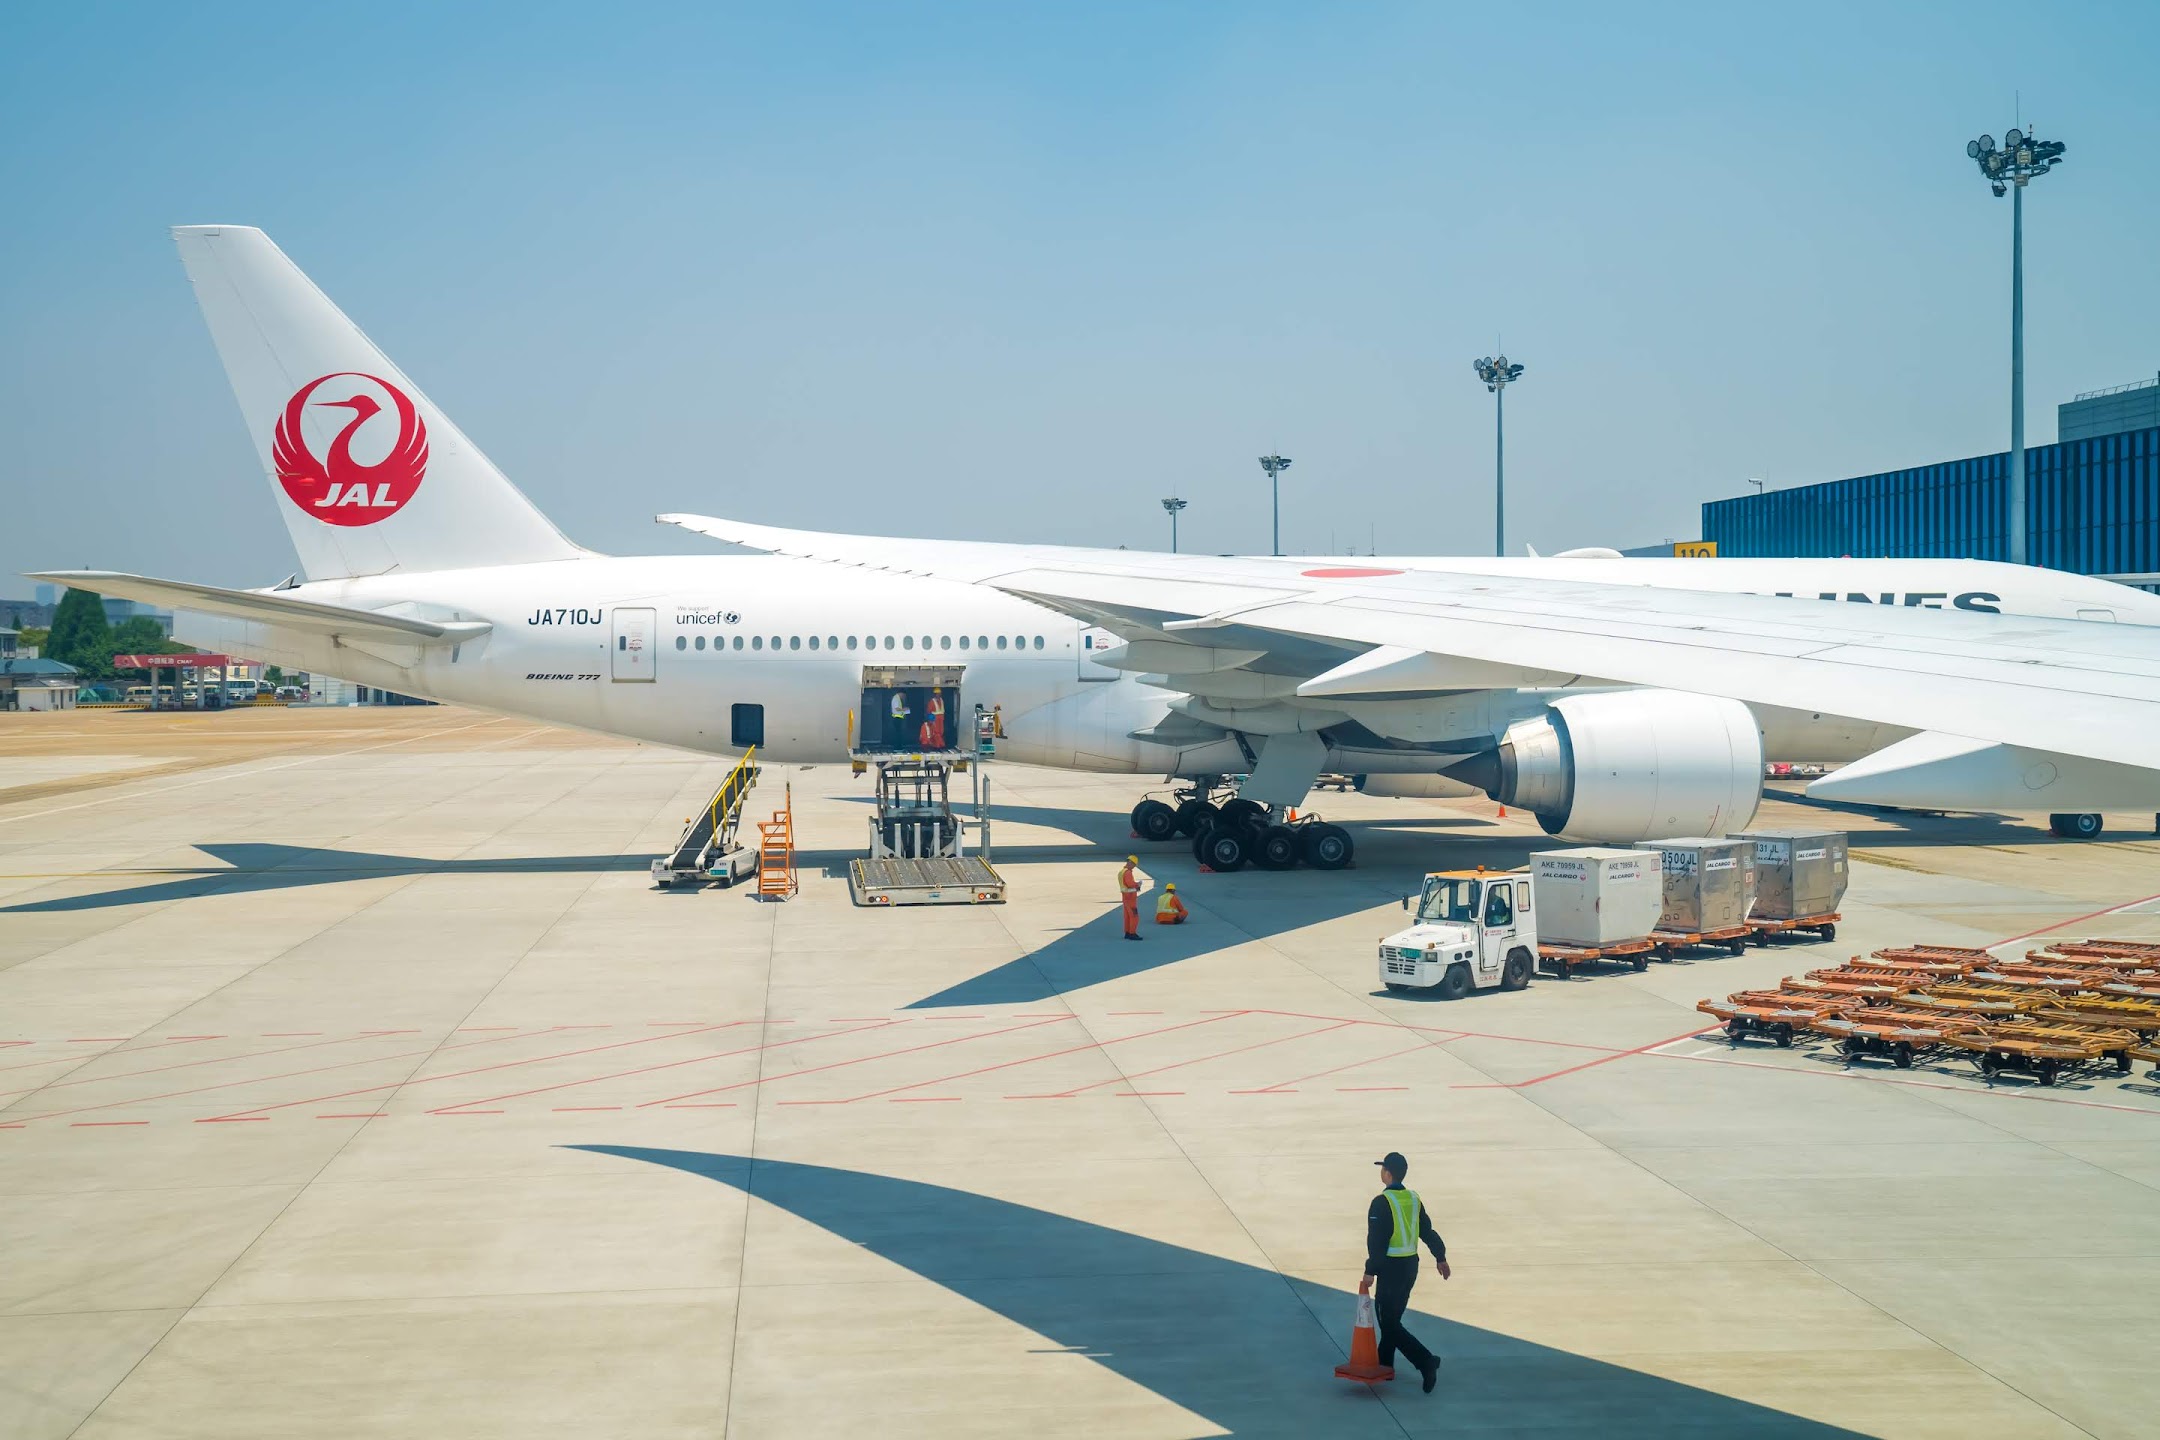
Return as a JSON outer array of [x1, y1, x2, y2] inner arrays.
[[1635, 837, 1755, 932], [1530, 848, 1662, 946], [1737, 828, 1848, 921]]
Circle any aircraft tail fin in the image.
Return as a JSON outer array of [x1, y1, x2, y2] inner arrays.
[[172, 225, 587, 578]]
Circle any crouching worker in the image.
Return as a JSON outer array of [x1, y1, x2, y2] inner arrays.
[[1155, 882, 1189, 925]]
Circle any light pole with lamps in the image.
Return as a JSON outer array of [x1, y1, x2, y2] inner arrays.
[[1161, 497, 1188, 552], [1257, 455, 1292, 556], [1474, 355, 1525, 557], [1967, 126, 2066, 565]]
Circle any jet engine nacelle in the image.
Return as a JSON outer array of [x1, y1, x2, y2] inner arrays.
[[1484, 690, 1764, 842]]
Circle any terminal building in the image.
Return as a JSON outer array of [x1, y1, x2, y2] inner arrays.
[[1701, 376, 2160, 589]]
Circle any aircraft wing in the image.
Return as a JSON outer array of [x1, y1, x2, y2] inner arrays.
[[659, 515, 2160, 772], [26, 571, 491, 648]]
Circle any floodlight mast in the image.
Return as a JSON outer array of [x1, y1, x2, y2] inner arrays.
[[1473, 355, 1525, 557], [1160, 496, 1188, 552], [1257, 455, 1292, 555], [1967, 127, 2066, 566]]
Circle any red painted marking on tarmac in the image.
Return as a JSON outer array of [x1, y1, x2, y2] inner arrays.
[[857, 1014, 1248, 1105], [1338, 1085, 1408, 1092], [164, 1035, 224, 1041], [551, 1106, 622, 1112], [548, 1024, 613, 1031], [1036, 1019, 1353, 1099], [1246, 1041, 1439, 1094], [647, 1022, 705, 1027], [357, 1029, 422, 1035], [1454, 1025, 1709, 1089], [1390, 1022, 1620, 1055], [775, 1099, 849, 1106], [1650, 1046, 2160, 1116], [446, 1021, 901, 1114], [830, 1017, 890, 1022], [1231, 1087, 1295, 1094], [1109, 1011, 1162, 1016], [318, 1113, 387, 1119], [71, 1120, 149, 1126], [213, 1022, 756, 1121], [69, 1038, 129, 1043], [661, 1103, 737, 1109], [195, 1116, 267, 1123], [0, 1123, 25, 1128], [643, 1016, 1065, 1108], [1988, 889, 2160, 950], [263, 1032, 323, 1037], [889, 1096, 960, 1102], [0, 1030, 418, 1101], [12, 1028, 554, 1126], [1116, 1091, 1184, 1097], [1005, 1094, 1075, 1099]]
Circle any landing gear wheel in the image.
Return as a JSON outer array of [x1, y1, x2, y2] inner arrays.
[[1435, 963, 1472, 1001], [1172, 799, 1217, 837], [1253, 825, 1301, 871], [1500, 949, 1532, 992], [1299, 823, 1354, 870], [1217, 798, 1267, 831], [2049, 812, 2104, 840], [1196, 825, 1251, 873], [1131, 799, 1179, 843]]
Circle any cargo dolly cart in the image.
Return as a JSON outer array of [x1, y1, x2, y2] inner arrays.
[[1745, 913, 1841, 945], [2040, 939, 2160, 962], [1697, 990, 1853, 1048], [1812, 1011, 1967, 1068], [847, 665, 1006, 907], [1870, 945, 1994, 972], [1653, 925, 1753, 958], [1944, 1021, 2135, 1086], [652, 748, 761, 888], [1779, 974, 1912, 1004], [2019, 950, 2160, 979], [1807, 961, 1959, 986], [1539, 936, 1657, 980]]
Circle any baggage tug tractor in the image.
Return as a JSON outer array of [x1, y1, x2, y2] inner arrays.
[[1379, 870, 1538, 998]]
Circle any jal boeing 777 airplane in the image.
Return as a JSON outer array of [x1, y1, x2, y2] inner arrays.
[[33, 227, 2160, 867]]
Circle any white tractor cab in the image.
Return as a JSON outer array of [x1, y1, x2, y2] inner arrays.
[[1379, 869, 1538, 999]]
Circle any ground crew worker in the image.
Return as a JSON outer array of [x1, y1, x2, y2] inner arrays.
[[1359, 1149, 1448, 1393], [1155, 882, 1188, 925], [1119, 855, 1142, 941], [887, 690, 911, 749]]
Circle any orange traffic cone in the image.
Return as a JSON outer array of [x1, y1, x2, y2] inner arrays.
[[1333, 1293, 1395, 1383], [1497, 804, 1509, 819]]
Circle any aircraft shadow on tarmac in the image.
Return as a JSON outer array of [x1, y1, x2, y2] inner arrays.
[[0, 841, 648, 914], [573, 1147, 1869, 1439]]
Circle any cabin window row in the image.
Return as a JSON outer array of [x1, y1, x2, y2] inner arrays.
[[674, 633, 1047, 653]]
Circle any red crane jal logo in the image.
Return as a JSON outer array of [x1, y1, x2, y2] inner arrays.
[[272, 372, 429, 525]]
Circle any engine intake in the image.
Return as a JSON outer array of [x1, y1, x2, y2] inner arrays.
[[1456, 690, 1763, 842]]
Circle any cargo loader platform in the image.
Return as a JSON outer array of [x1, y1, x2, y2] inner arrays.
[[848, 855, 1006, 906]]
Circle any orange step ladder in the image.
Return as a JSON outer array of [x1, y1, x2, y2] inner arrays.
[[756, 783, 798, 900]]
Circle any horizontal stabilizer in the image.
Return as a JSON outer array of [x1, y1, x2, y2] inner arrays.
[[27, 571, 490, 649]]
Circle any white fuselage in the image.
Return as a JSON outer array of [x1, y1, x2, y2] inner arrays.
[[170, 553, 2160, 779]]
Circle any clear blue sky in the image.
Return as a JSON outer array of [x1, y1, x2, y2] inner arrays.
[[4, 1, 2157, 588]]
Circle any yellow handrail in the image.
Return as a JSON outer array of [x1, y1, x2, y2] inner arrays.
[[709, 744, 756, 840]]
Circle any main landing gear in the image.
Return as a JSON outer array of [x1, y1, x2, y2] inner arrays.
[[1129, 780, 1354, 874]]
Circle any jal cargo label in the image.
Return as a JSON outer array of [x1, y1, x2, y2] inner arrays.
[[1796, 848, 1827, 861], [273, 372, 429, 525], [1703, 857, 1737, 871]]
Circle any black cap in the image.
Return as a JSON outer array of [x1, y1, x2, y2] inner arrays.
[[1375, 1151, 1408, 1177]]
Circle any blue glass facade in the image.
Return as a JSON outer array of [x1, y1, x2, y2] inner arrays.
[[1702, 426, 2160, 576]]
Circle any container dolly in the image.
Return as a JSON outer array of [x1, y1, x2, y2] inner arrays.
[[1696, 990, 1853, 1048], [1744, 913, 1842, 946], [1538, 936, 1657, 980], [1652, 925, 1753, 958]]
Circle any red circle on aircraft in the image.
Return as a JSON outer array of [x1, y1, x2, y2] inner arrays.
[[1300, 566, 1403, 578], [271, 372, 430, 526]]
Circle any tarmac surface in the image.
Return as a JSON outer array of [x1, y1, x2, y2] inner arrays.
[[4, 703, 2159, 1438]]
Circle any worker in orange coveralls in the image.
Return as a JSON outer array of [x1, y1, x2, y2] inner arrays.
[[1119, 855, 1143, 941], [1155, 882, 1189, 925]]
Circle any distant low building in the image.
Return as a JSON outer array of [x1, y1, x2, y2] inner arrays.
[[0, 629, 80, 710]]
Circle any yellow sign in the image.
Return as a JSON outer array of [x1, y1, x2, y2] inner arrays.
[[1673, 541, 1718, 558]]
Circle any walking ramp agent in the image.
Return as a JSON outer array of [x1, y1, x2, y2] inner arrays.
[[652, 748, 762, 888]]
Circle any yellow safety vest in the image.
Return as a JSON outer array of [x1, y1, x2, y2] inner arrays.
[[1383, 1188, 1423, 1257]]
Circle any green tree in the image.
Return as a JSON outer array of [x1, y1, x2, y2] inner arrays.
[[47, 588, 113, 678]]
